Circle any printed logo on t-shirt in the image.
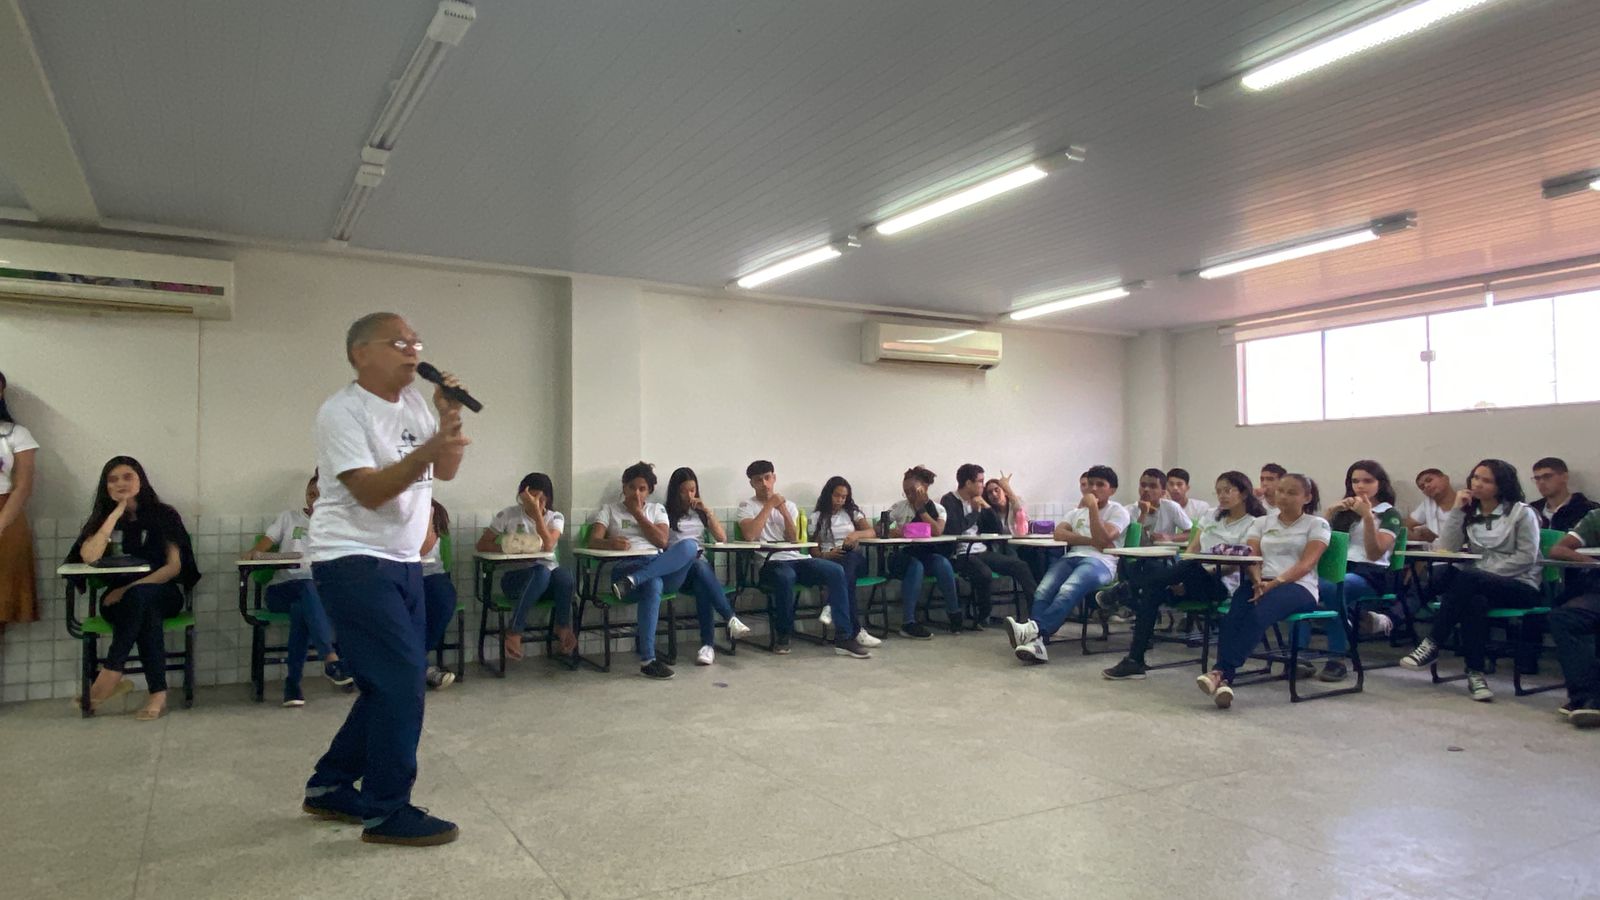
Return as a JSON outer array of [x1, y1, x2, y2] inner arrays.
[[396, 428, 432, 484]]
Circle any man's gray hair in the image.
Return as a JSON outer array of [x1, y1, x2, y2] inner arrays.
[[345, 312, 402, 365]]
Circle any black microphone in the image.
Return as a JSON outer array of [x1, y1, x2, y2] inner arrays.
[[416, 361, 483, 413]]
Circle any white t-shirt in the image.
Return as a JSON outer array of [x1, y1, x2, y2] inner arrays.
[[889, 497, 946, 528], [308, 383, 437, 563], [489, 505, 564, 570], [1137, 497, 1193, 539], [593, 501, 668, 552], [1344, 501, 1399, 566], [1182, 497, 1214, 523], [1411, 496, 1450, 549], [263, 508, 314, 583], [420, 538, 447, 576], [668, 508, 717, 548], [737, 497, 803, 562], [810, 509, 863, 552], [1062, 500, 1132, 571], [1249, 511, 1332, 600], [0, 423, 39, 495], [1197, 511, 1258, 593]]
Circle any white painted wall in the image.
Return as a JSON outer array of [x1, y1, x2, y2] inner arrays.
[[1170, 328, 1600, 511]]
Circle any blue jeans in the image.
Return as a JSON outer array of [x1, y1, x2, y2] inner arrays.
[[422, 572, 456, 653], [1031, 555, 1114, 637], [896, 552, 959, 625], [760, 556, 856, 641], [1217, 581, 1318, 680], [683, 557, 735, 646], [306, 555, 427, 823], [503, 565, 575, 632], [610, 539, 699, 662], [265, 579, 335, 689], [1295, 574, 1374, 654], [836, 548, 865, 627]]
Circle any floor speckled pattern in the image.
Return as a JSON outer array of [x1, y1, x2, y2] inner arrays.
[[5, 627, 1598, 900]]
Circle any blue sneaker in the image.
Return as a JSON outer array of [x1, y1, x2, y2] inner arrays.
[[324, 660, 354, 688], [361, 805, 460, 846], [302, 785, 364, 824]]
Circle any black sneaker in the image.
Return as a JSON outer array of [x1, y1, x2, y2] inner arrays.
[[1559, 702, 1575, 719], [834, 638, 871, 659], [946, 616, 964, 634], [611, 575, 635, 601], [425, 666, 455, 690], [640, 659, 675, 679], [967, 618, 987, 632], [1294, 661, 1316, 680], [1316, 660, 1348, 682], [773, 635, 792, 655], [899, 622, 933, 640], [323, 660, 354, 688], [1571, 706, 1600, 728], [1095, 582, 1132, 612], [361, 805, 459, 846], [302, 786, 364, 824], [282, 684, 306, 708], [1101, 658, 1147, 680]]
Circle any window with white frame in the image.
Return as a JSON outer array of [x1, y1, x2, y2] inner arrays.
[[1238, 290, 1600, 426]]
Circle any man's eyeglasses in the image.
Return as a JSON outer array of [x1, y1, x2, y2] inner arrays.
[[376, 338, 424, 353]]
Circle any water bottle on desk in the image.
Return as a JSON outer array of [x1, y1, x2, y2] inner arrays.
[[877, 511, 890, 538]]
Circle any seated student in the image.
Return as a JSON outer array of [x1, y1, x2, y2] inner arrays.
[[589, 461, 698, 679], [1400, 459, 1542, 702], [1548, 507, 1600, 727], [1166, 468, 1213, 523], [1134, 468, 1193, 544], [665, 466, 753, 666], [982, 472, 1029, 536], [474, 472, 578, 663], [1530, 457, 1598, 532], [1306, 460, 1404, 683], [1003, 465, 1130, 664], [740, 460, 869, 658], [940, 463, 1039, 625], [887, 465, 963, 638], [65, 456, 200, 720], [1196, 473, 1330, 709], [808, 476, 882, 648], [419, 500, 459, 690], [248, 472, 352, 707], [1100, 470, 1265, 680], [1404, 468, 1457, 548], [1256, 463, 1286, 500]]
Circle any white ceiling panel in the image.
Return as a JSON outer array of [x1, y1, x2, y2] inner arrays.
[[15, 0, 1600, 329], [0, 166, 26, 208]]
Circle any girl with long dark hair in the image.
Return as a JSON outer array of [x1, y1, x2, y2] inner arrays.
[[1306, 459, 1405, 682], [808, 476, 881, 647], [65, 456, 200, 719], [0, 369, 39, 632], [665, 466, 752, 666], [1400, 459, 1542, 702]]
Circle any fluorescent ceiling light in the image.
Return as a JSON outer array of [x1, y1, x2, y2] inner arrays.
[[1592, 178, 1600, 191], [1195, 214, 1414, 280], [871, 147, 1084, 237], [1241, 0, 1502, 92], [1540, 169, 1600, 200], [733, 238, 857, 290], [1006, 282, 1143, 321]]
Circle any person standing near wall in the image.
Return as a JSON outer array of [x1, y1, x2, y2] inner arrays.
[[0, 370, 39, 634], [300, 313, 470, 847]]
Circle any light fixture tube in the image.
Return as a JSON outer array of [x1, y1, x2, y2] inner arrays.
[[1194, 214, 1414, 280], [870, 146, 1084, 237], [1006, 282, 1143, 321], [367, 1, 475, 151], [1241, 0, 1501, 92], [733, 238, 858, 290], [1540, 169, 1600, 200]]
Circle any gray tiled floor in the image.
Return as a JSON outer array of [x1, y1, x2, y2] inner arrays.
[[5, 627, 1598, 900]]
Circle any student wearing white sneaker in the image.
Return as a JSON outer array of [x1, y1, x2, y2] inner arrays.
[[1399, 459, 1542, 702], [1004, 465, 1129, 664], [808, 476, 881, 648], [888, 466, 962, 638], [419, 500, 457, 690], [665, 466, 752, 666], [1134, 468, 1193, 544], [1306, 460, 1403, 683], [1197, 473, 1330, 709], [589, 462, 692, 679], [1166, 468, 1213, 524]]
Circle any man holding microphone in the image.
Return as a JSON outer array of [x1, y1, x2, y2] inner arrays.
[[300, 312, 471, 846]]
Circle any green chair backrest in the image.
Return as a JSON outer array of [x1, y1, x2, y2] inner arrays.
[[1317, 530, 1350, 582], [1388, 527, 1408, 572], [439, 532, 454, 571], [577, 522, 592, 552], [1540, 528, 1565, 585], [1122, 520, 1143, 549]]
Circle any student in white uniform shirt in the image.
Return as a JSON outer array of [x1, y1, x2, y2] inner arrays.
[[588, 462, 695, 679], [664, 466, 752, 666], [1004, 465, 1130, 664], [473, 472, 577, 664], [887, 465, 963, 639], [1100, 471, 1266, 680], [417, 501, 459, 690], [247, 472, 351, 706], [1165, 468, 1213, 524], [1404, 468, 1457, 548], [808, 475, 881, 648], [1197, 473, 1330, 709], [1306, 459, 1405, 683], [1400, 458, 1543, 702], [1134, 468, 1193, 544], [740, 460, 868, 658]]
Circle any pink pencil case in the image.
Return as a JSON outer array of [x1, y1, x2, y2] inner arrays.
[[903, 522, 932, 539]]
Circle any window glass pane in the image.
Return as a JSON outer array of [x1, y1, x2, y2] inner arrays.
[[1554, 291, 1600, 404], [1242, 332, 1322, 425], [1323, 317, 1429, 420], [1427, 299, 1555, 412]]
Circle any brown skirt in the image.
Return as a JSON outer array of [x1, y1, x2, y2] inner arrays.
[[0, 495, 38, 625]]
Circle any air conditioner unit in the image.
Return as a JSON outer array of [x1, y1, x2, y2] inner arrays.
[[0, 239, 233, 319], [862, 321, 1002, 370]]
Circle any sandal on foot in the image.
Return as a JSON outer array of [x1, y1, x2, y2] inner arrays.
[[72, 679, 133, 711]]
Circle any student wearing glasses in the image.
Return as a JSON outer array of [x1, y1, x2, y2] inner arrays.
[[1530, 457, 1597, 532]]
